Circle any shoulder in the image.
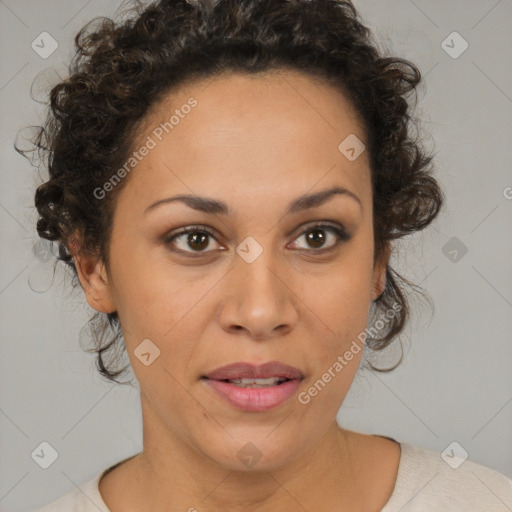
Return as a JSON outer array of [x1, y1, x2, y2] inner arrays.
[[34, 453, 140, 511], [35, 470, 110, 512], [382, 441, 512, 511]]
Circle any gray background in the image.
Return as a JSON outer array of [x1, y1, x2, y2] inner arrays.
[[1, 0, 511, 510]]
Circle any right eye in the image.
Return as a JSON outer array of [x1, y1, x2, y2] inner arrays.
[[163, 225, 222, 255]]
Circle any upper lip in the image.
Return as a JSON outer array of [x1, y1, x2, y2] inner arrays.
[[203, 361, 304, 381]]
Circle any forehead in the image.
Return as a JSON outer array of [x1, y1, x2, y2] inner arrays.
[[123, 69, 371, 217], [142, 68, 365, 143]]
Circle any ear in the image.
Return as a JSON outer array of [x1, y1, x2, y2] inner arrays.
[[70, 239, 116, 314], [371, 243, 391, 302]]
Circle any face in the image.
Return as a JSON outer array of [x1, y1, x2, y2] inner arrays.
[[75, 69, 389, 472]]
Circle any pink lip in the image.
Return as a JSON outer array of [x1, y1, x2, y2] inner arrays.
[[203, 361, 304, 380], [201, 361, 304, 412], [203, 378, 302, 412]]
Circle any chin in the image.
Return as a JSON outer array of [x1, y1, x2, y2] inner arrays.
[[197, 428, 306, 473]]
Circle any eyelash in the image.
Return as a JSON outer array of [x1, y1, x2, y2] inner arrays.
[[163, 222, 351, 256]]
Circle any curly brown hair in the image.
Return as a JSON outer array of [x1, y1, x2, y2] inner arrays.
[[16, 0, 444, 385]]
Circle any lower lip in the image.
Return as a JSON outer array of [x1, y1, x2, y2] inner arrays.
[[203, 378, 302, 412]]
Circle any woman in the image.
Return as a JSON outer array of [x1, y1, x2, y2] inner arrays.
[[20, 0, 511, 510]]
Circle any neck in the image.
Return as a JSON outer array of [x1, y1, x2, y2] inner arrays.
[[125, 395, 361, 512]]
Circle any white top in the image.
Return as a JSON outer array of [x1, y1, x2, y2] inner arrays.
[[35, 440, 512, 511]]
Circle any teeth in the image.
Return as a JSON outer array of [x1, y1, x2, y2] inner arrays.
[[228, 377, 287, 388]]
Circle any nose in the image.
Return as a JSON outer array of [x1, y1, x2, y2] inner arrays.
[[218, 252, 299, 341]]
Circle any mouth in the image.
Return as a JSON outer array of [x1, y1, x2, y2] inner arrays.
[[202, 360, 304, 381], [201, 361, 304, 412], [203, 376, 293, 388]]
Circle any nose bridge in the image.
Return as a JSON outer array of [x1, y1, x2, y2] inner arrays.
[[220, 238, 298, 337], [237, 240, 285, 308]]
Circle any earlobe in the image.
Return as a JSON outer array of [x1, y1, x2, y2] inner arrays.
[[72, 252, 116, 314], [372, 244, 391, 302], [372, 268, 386, 302]]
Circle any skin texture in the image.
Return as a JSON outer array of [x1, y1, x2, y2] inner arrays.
[[73, 69, 399, 512]]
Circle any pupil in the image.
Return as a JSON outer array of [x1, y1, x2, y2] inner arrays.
[[189, 232, 208, 251], [307, 229, 325, 248]]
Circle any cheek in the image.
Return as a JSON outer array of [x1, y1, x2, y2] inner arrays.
[[113, 268, 202, 341], [303, 264, 373, 338], [108, 257, 218, 386], [107, 230, 185, 328], [296, 261, 372, 395]]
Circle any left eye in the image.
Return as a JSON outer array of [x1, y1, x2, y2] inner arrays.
[[290, 223, 351, 251], [164, 223, 350, 255]]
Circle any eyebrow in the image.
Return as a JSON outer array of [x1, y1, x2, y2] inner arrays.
[[144, 185, 362, 216]]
